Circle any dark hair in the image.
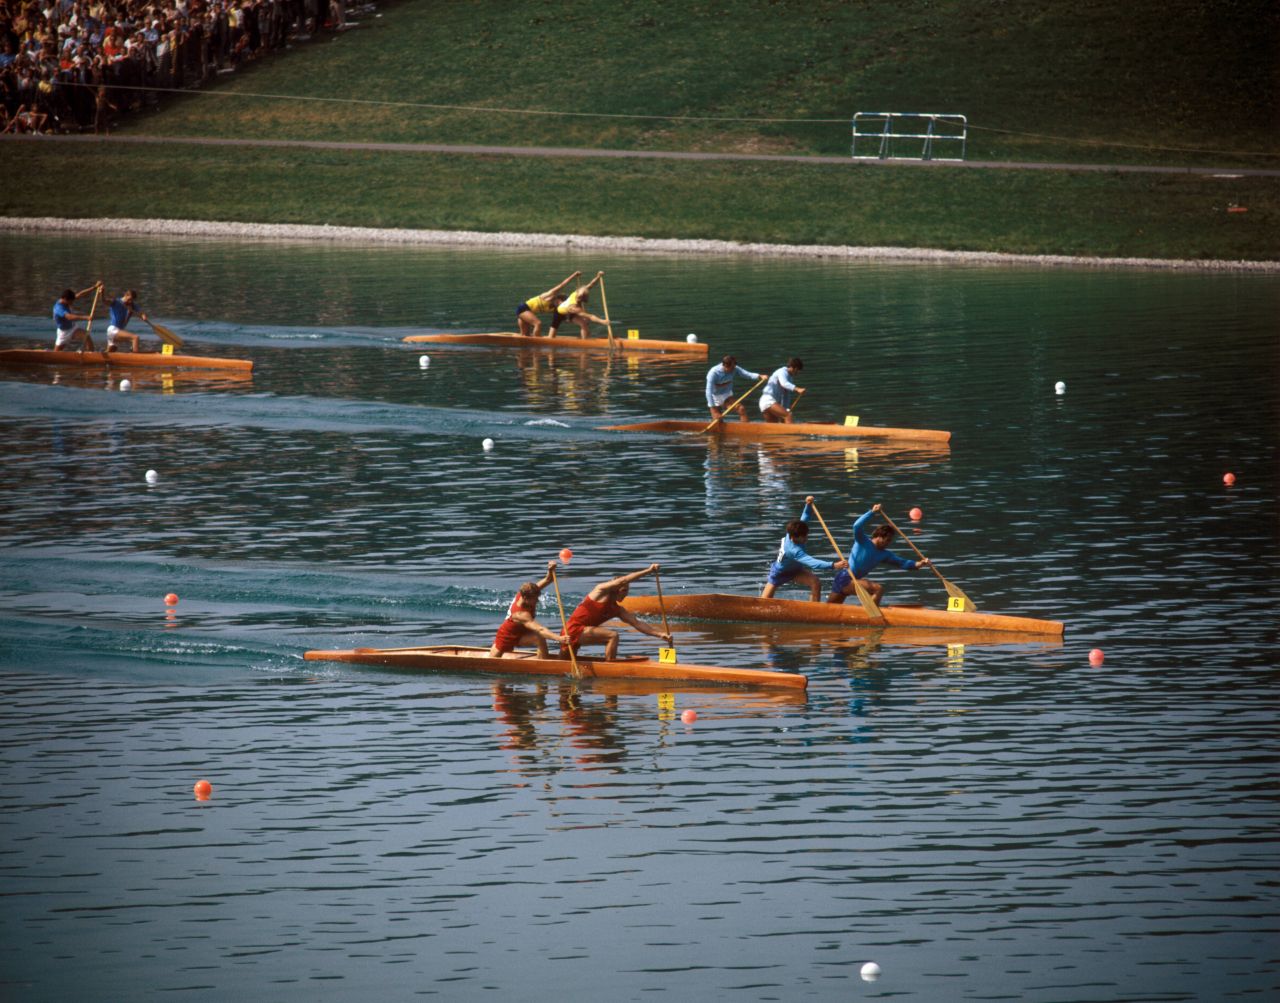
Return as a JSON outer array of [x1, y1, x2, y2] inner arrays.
[[722, 354, 736, 367], [786, 519, 810, 540], [871, 525, 895, 544], [125, 289, 138, 300], [61, 288, 76, 300], [788, 357, 804, 371]]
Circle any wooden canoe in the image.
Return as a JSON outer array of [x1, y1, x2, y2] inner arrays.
[[304, 644, 806, 690], [0, 348, 253, 372], [402, 332, 708, 356], [599, 418, 950, 444], [622, 593, 1063, 636]]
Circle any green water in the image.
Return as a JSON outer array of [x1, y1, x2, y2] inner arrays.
[[0, 231, 1276, 1000]]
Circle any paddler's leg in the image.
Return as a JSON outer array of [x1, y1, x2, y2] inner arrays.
[[861, 578, 885, 603], [516, 304, 540, 337], [827, 568, 851, 604], [761, 399, 789, 423], [572, 316, 591, 340], [794, 567, 822, 602]]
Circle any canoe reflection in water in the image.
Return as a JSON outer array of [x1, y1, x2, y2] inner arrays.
[[488, 678, 805, 782]]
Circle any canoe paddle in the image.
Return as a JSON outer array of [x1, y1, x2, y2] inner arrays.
[[809, 501, 885, 624], [787, 387, 807, 420], [699, 376, 766, 433], [79, 281, 104, 353], [142, 315, 184, 349], [549, 566, 583, 679], [599, 275, 617, 353], [653, 569, 677, 663], [877, 510, 977, 612]]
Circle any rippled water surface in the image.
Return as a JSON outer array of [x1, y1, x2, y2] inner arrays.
[[0, 232, 1277, 1000]]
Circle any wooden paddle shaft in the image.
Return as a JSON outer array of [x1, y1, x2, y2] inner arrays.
[[599, 275, 616, 348], [654, 570, 674, 653], [876, 508, 969, 601], [83, 283, 103, 349], [549, 567, 581, 677], [701, 377, 766, 433]]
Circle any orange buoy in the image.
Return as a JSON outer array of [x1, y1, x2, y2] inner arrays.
[[193, 779, 212, 798], [1223, 472, 1236, 486], [164, 593, 179, 605], [909, 507, 923, 521], [681, 709, 697, 724], [559, 548, 573, 563], [1088, 648, 1105, 666]]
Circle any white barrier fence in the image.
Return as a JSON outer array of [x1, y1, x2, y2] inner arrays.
[[852, 112, 967, 161]]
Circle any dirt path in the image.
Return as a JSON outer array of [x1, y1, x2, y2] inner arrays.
[[7, 133, 1280, 177]]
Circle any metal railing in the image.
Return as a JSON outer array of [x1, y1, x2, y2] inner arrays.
[[852, 112, 967, 161]]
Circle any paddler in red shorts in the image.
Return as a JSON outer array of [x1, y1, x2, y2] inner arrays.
[[489, 560, 567, 658], [561, 563, 673, 661]]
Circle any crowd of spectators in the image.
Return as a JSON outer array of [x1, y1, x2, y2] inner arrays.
[[0, 0, 366, 135]]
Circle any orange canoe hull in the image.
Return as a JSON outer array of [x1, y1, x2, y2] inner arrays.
[[622, 593, 1063, 636], [0, 348, 253, 371], [304, 644, 806, 690], [600, 418, 950, 443], [402, 332, 708, 356]]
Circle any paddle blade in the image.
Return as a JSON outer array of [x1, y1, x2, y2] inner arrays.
[[852, 579, 885, 624], [150, 322, 184, 348]]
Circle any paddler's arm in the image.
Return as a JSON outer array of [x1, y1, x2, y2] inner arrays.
[[543, 271, 582, 299], [615, 607, 673, 647], [582, 270, 604, 292], [535, 560, 557, 591], [75, 282, 102, 299], [852, 503, 878, 545], [588, 563, 660, 601]]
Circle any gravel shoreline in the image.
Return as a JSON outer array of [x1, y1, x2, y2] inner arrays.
[[2, 216, 1276, 272]]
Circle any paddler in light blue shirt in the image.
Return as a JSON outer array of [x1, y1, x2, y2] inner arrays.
[[705, 354, 761, 423], [828, 502, 930, 605], [761, 495, 848, 603], [760, 357, 806, 423]]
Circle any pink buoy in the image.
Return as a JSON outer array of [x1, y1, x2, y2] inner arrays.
[[164, 593, 179, 606], [193, 779, 212, 798], [909, 507, 923, 521], [559, 548, 573, 563], [1088, 648, 1105, 666], [1223, 472, 1236, 486], [681, 709, 697, 724]]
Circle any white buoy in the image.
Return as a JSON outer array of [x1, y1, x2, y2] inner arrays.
[[482, 438, 494, 452], [145, 469, 159, 484], [686, 333, 698, 344], [418, 355, 430, 368], [1054, 381, 1066, 395], [119, 379, 132, 392], [860, 961, 881, 981]]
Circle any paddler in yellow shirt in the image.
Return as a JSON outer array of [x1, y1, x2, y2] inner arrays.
[[516, 270, 581, 337], [555, 271, 611, 339]]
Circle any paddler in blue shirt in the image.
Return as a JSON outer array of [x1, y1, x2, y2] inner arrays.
[[828, 503, 931, 605], [105, 289, 149, 353], [760, 357, 806, 423], [761, 495, 848, 603], [516, 270, 581, 338], [51, 283, 101, 351], [705, 354, 761, 423]]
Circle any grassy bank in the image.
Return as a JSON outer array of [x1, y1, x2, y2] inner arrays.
[[4, 0, 1278, 260], [125, 0, 1279, 168], [2, 142, 1276, 260]]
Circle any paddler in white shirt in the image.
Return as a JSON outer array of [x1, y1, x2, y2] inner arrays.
[[516, 270, 581, 338], [705, 354, 761, 423], [554, 271, 611, 339], [760, 357, 806, 423]]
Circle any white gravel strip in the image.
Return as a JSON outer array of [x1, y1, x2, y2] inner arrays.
[[2, 216, 1276, 272]]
